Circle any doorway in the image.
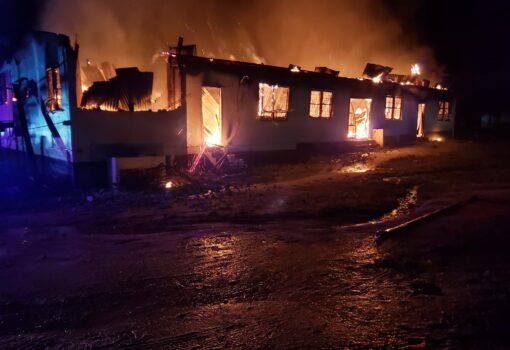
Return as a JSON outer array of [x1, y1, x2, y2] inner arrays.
[[417, 103, 425, 137], [201, 87, 222, 146], [348, 98, 372, 139]]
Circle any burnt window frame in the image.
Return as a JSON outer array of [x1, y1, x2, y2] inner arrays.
[[437, 100, 451, 121], [45, 67, 62, 112], [309, 90, 333, 119], [385, 95, 403, 120], [257, 83, 290, 121]]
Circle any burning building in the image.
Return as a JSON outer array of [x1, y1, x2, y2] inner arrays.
[[0, 31, 454, 186]]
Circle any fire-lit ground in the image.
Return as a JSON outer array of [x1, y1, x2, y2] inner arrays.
[[1, 140, 510, 349]]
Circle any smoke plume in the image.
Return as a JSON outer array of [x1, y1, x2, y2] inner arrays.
[[0, 0, 47, 63], [40, 0, 441, 91]]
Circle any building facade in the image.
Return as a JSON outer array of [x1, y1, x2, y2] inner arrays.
[[0, 32, 454, 186]]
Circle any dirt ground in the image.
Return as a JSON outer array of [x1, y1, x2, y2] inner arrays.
[[1, 139, 510, 349]]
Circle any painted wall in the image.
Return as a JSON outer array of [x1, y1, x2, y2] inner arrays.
[[71, 108, 187, 163]]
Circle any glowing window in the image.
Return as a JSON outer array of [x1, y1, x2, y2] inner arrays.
[[46, 67, 62, 112], [438, 101, 450, 121], [385, 96, 402, 120], [258, 83, 289, 120], [309, 90, 333, 118]]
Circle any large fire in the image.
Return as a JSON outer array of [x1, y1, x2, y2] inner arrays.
[[354, 107, 369, 139], [202, 87, 222, 146], [372, 73, 383, 84], [411, 63, 421, 75], [204, 131, 222, 147], [348, 99, 372, 140]]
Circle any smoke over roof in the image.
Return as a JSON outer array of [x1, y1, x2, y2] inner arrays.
[[39, 0, 442, 81], [0, 0, 47, 64]]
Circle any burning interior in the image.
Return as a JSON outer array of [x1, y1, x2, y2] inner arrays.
[[310, 90, 333, 119], [348, 99, 371, 140], [258, 83, 290, 120], [201, 87, 222, 146]]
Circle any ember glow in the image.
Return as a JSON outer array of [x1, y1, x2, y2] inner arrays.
[[341, 163, 372, 173], [83, 104, 118, 112]]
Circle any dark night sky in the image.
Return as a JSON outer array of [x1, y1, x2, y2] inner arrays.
[[1, 0, 509, 128], [0, 0, 46, 63], [387, 0, 510, 127]]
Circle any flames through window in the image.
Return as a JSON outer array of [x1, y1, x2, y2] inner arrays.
[[438, 100, 450, 121], [309, 90, 333, 118], [385, 96, 402, 120], [258, 83, 289, 120], [46, 67, 62, 112]]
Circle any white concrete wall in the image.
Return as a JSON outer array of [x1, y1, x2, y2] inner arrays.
[[185, 70, 356, 153], [371, 93, 420, 137], [71, 109, 187, 162], [184, 69, 454, 152], [424, 100, 455, 136]]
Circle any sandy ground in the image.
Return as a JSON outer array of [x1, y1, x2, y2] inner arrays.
[[1, 139, 510, 349]]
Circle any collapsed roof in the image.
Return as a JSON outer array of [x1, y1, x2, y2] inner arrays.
[[362, 63, 393, 80], [81, 67, 153, 112], [362, 63, 430, 87]]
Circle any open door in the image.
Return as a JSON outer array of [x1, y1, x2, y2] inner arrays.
[[417, 103, 425, 137], [201, 87, 222, 146], [348, 98, 372, 139]]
